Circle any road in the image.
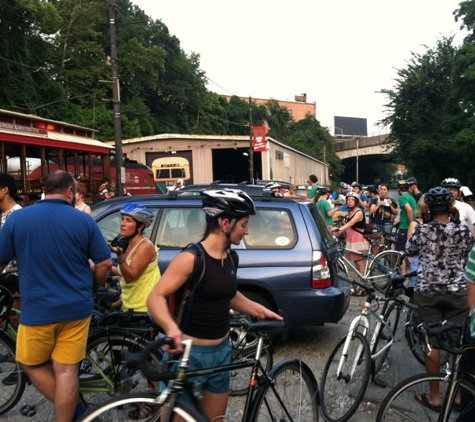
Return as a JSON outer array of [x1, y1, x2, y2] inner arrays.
[[2, 294, 425, 421]]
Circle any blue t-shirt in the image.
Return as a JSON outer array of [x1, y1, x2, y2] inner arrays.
[[0, 199, 111, 325]]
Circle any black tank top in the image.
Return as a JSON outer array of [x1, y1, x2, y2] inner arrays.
[[347, 210, 366, 230], [182, 247, 237, 339]]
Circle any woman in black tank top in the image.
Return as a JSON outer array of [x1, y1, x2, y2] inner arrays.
[[331, 192, 369, 275], [146, 189, 282, 421]]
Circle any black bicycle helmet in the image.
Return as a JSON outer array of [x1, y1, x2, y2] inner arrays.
[[319, 187, 331, 195], [406, 177, 417, 185], [424, 187, 453, 209], [120, 203, 154, 228], [201, 189, 256, 219], [366, 184, 378, 194], [351, 182, 362, 189], [440, 177, 462, 189], [397, 180, 410, 191]]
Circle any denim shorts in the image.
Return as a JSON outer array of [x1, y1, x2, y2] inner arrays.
[[166, 337, 232, 394]]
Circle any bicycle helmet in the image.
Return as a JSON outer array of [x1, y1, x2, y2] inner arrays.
[[345, 192, 360, 203], [351, 182, 362, 190], [339, 182, 348, 189], [120, 203, 154, 228], [440, 177, 462, 189], [264, 182, 281, 191], [397, 180, 410, 191], [201, 189, 256, 219], [319, 187, 331, 195], [424, 187, 453, 209], [406, 177, 417, 185], [366, 184, 378, 194]]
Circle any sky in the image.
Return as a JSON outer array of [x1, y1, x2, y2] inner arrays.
[[132, 0, 467, 136]]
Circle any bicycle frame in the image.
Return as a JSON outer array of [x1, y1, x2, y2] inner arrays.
[[336, 294, 396, 381], [338, 245, 395, 285], [160, 335, 286, 422]]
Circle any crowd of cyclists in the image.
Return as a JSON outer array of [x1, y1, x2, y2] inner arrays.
[[3, 168, 475, 420]]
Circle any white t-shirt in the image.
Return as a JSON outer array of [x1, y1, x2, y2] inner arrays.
[[455, 200, 475, 230], [0, 204, 22, 230]]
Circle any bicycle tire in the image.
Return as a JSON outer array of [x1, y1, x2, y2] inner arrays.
[[80, 391, 208, 422], [229, 333, 273, 396], [372, 302, 400, 377], [376, 372, 475, 421], [79, 330, 162, 408], [368, 250, 410, 293], [320, 331, 371, 422], [404, 307, 451, 367], [249, 358, 319, 422], [0, 330, 26, 415]]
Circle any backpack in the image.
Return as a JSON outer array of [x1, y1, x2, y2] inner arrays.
[[169, 243, 239, 330]]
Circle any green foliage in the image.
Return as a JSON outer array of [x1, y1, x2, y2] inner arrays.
[[0, 0, 343, 181]]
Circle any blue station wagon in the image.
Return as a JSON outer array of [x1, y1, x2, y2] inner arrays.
[[93, 185, 350, 337]]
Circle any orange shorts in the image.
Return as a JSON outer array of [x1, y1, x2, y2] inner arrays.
[[16, 317, 91, 366]]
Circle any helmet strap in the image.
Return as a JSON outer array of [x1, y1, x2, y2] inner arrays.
[[218, 217, 237, 237]]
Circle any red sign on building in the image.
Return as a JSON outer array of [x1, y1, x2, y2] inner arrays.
[[252, 126, 267, 152]]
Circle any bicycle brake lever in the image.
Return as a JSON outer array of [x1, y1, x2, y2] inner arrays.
[[417, 324, 433, 356]]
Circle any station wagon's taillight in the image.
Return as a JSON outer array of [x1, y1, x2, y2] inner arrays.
[[311, 251, 331, 289]]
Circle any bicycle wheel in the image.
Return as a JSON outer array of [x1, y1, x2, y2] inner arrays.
[[229, 333, 273, 396], [404, 307, 451, 367], [368, 250, 410, 293], [79, 330, 162, 407], [250, 358, 319, 422], [372, 302, 400, 378], [320, 331, 371, 422], [0, 330, 26, 415], [80, 391, 208, 422], [376, 372, 475, 421]]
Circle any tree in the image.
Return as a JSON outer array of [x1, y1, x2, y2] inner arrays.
[[285, 115, 344, 182], [380, 37, 464, 189]]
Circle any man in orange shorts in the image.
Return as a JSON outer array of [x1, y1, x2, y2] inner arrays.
[[0, 171, 112, 422]]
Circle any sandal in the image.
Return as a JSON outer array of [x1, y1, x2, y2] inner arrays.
[[128, 402, 158, 420], [414, 393, 441, 412]]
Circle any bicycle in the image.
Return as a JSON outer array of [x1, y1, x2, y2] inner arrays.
[[0, 285, 26, 415], [376, 320, 475, 421], [319, 273, 416, 422], [0, 300, 274, 416], [404, 296, 451, 368], [79, 320, 320, 422], [336, 236, 410, 293]]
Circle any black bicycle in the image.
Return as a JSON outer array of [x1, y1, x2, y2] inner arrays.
[[80, 320, 320, 422], [377, 320, 475, 421]]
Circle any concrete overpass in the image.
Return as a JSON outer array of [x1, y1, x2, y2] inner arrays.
[[334, 134, 394, 159]]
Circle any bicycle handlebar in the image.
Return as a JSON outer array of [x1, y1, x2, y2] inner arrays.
[[417, 321, 465, 355], [122, 336, 177, 382], [121, 319, 285, 382]]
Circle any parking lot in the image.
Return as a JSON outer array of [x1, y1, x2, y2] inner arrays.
[[2, 294, 425, 421]]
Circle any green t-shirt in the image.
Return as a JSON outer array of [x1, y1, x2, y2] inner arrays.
[[317, 198, 333, 225], [308, 184, 318, 199], [398, 192, 417, 230]]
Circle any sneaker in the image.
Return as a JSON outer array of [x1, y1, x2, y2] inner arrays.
[[2, 372, 18, 385]]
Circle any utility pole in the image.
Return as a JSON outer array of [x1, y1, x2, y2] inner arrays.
[[248, 97, 254, 183], [108, 0, 123, 197]]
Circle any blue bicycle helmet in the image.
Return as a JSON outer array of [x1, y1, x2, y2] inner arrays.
[[120, 203, 154, 228], [424, 187, 453, 209]]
